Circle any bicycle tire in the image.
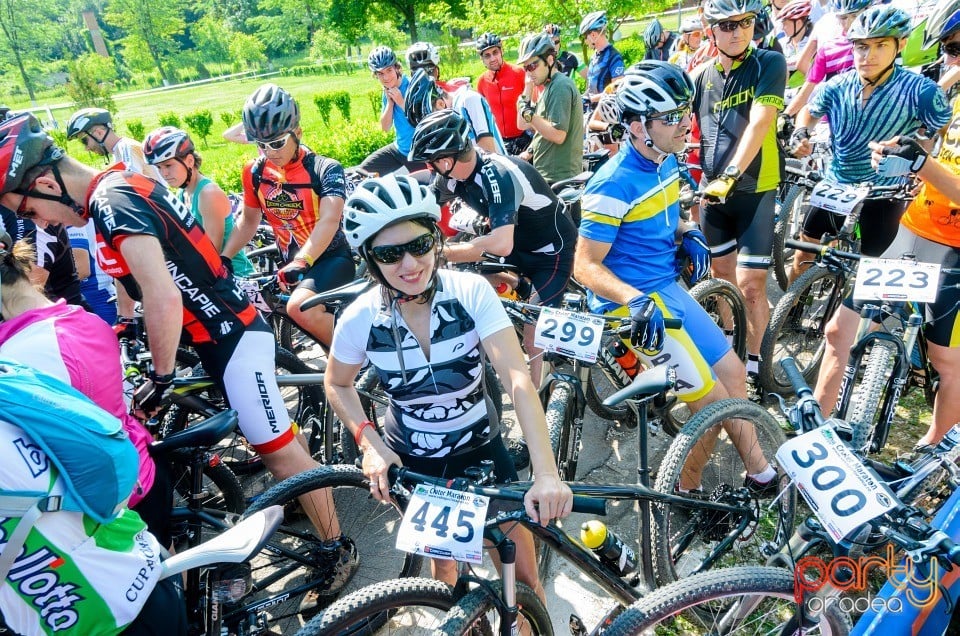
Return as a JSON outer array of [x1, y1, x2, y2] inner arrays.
[[544, 379, 576, 480], [689, 277, 748, 363], [169, 460, 245, 547], [434, 582, 553, 636], [238, 464, 423, 633], [759, 265, 845, 396], [603, 565, 850, 635], [772, 183, 807, 292], [294, 577, 455, 636], [584, 343, 638, 428], [653, 398, 796, 587], [848, 341, 898, 454], [276, 313, 321, 361]]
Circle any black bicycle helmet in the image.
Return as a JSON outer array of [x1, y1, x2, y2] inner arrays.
[[517, 32, 557, 65], [66, 107, 112, 140], [846, 5, 912, 41], [242, 83, 300, 142], [703, 0, 764, 24], [368, 45, 398, 72], [404, 69, 443, 127], [923, 0, 960, 49], [408, 109, 471, 163], [754, 7, 775, 40], [618, 61, 695, 117], [476, 32, 502, 53], [0, 114, 64, 194]]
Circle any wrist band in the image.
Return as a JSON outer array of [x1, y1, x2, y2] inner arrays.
[[354, 420, 376, 446], [297, 252, 315, 267]]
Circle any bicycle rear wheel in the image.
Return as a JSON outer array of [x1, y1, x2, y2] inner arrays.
[[169, 459, 246, 548], [653, 399, 795, 587], [434, 582, 553, 636], [759, 265, 845, 396], [603, 565, 850, 635], [295, 578, 455, 636], [689, 277, 747, 363], [236, 465, 423, 634], [847, 340, 898, 454]]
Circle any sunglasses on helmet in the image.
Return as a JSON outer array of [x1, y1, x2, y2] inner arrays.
[[255, 132, 293, 151], [369, 233, 437, 264]]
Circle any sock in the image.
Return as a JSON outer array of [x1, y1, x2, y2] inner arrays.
[[748, 465, 777, 484], [746, 353, 760, 376]]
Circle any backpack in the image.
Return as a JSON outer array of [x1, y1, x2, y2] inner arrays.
[[0, 360, 138, 586]]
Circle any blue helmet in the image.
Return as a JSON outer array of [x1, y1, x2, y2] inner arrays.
[[829, 0, 872, 15], [580, 11, 608, 36], [846, 5, 912, 40], [644, 19, 664, 48], [923, 0, 960, 48]]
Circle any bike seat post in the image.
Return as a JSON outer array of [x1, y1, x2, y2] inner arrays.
[[636, 395, 652, 488]]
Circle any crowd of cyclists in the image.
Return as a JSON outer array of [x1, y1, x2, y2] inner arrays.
[[5, 0, 960, 630]]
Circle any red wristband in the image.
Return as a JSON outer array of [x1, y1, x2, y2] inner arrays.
[[354, 420, 376, 446]]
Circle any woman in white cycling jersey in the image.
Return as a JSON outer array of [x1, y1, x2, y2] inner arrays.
[[324, 174, 572, 602]]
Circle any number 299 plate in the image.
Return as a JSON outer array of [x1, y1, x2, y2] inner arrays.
[[396, 484, 489, 563], [533, 307, 604, 363]]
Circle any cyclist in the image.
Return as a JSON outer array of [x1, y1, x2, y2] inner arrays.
[[0, 113, 355, 601], [574, 61, 777, 493], [544, 24, 580, 78], [809, 5, 960, 447], [776, 0, 814, 70], [404, 69, 506, 154], [0, 364, 186, 636], [516, 32, 584, 184], [361, 46, 425, 176], [326, 173, 573, 601], [693, 0, 787, 400], [409, 108, 577, 385], [788, 6, 950, 284], [670, 17, 705, 70], [930, 0, 960, 98], [143, 126, 255, 277], [406, 41, 441, 79], [65, 107, 161, 181], [475, 32, 532, 154], [644, 19, 677, 61], [224, 83, 356, 348], [581, 11, 625, 106], [0, 237, 171, 548]]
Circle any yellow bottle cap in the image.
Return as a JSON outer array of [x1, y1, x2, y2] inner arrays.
[[580, 520, 608, 549]]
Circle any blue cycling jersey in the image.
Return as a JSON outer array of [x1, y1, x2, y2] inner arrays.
[[809, 66, 950, 186], [586, 45, 625, 96], [579, 143, 681, 311], [384, 75, 415, 155]]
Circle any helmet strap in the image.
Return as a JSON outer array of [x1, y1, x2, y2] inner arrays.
[[177, 158, 194, 188], [716, 42, 751, 63], [861, 58, 896, 88], [20, 164, 86, 219], [90, 126, 110, 153], [639, 117, 671, 162]]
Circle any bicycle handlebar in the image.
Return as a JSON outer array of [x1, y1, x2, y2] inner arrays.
[[387, 465, 608, 516], [780, 358, 812, 399], [785, 239, 861, 263]]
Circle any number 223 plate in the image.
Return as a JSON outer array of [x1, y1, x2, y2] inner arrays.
[[853, 258, 941, 304], [396, 484, 489, 563]]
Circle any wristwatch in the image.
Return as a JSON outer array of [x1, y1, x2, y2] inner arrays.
[[723, 165, 741, 180], [522, 108, 535, 123]]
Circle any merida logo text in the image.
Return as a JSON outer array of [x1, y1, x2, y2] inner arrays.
[[255, 372, 280, 434]]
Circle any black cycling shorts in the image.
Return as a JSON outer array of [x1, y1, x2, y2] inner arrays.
[[121, 577, 187, 635], [801, 198, 907, 258], [506, 246, 575, 308], [359, 142, 427, 176], [702, 190, 776, 269], [298, 240, 357, 294]]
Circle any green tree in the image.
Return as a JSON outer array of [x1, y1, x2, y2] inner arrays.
[[192, 14, 234, 69], [105, 0, 186, 85], [184, 109, 214, 147], [330, 0, 465, 43], [66, 53, 117, 110], [363, 21, 407, 52], [246, 0, 326, 56], [0, 0, 58, 103], [309, 27, 347, 66], [229, 32, 267, 70]]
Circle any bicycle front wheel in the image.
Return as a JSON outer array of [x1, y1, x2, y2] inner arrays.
[[603, 566, 850, 635], [847, 340, 898, 454], [295, 578, 455, 636], [235, 465, 423, 633], [434, 582, 553, 636], [653, 398, 795, 587]]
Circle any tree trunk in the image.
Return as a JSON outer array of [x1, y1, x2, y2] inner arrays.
[[12, 47, 36, 104], [146, 40, 169, 84]]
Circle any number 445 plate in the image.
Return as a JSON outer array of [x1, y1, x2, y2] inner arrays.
[[396, 484, 489, 563]]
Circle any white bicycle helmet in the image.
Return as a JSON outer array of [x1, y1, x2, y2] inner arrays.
[[142, 126, 194, 165], [595, 94, 623, 125], [343, 175, 441, 250], [923, 0, 960, 48], [406, 42, 440, 70], [618, 61, 695, 117], [580, 11, 608, 36], [703, 0, 764, 24]]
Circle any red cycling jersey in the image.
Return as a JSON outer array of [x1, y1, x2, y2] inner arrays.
[[477, 63, 527, 139]]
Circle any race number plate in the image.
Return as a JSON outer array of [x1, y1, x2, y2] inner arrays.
[[853, 258, 941, 303], [396, 484, 489, 563], [808, 180, 867, 216], [534, 307, 604, 363], [776, 427, 898, 542]]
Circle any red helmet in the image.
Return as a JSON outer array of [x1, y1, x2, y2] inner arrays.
[[0, 114, 63, 195], [143, 126, 195, 165], [778, 0, 812, 21]]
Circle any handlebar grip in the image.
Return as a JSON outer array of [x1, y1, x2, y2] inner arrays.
[[780, 357, 812, 396], [616, 318, 683, 338], [572, 495, 607, 516], [785, 239, 827, 255]]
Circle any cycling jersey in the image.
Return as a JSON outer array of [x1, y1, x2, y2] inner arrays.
[[112, 137, 161, 182], [67, 219, 117, 323], [644, 34, 678, 62], [89, 169, 259, 345], [692, 46, 787, 193], [529, 72, 584, 183], [901, 100, 960, 247], [809, 66, 950, 186], [586, 44, 625, 96], [580, 143, 683, 303], [330, 269, 512, 458], [180, 177, 255, 277], [0, 418, 162, 636], [385, 75, 415, 155], [556, 51, 580, 78], [241, 148, 348, 263], [448, 84, 507, 154], [806, 36, 854, 84], [476, 63, 527, 139]]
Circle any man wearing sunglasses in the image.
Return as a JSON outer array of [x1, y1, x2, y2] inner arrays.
[[65, 107, 161, 182], [224, 83, 356, 351], [575, 61, 780, 494], [516, 32, 584, 185], [693, 0, 787, 401]]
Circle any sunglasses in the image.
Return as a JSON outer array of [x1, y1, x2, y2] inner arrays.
[[715, 16, 756, 32], [255, 133, 292, 151], [649, 105, 692, 126], [944, 42, 960, 57], [523, 59, 543, 73], [369, 233, 436, 264]]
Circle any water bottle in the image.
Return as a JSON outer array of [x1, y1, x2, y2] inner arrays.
[[609, 340, 639, 378], [580, 520, 637, 576], [494, 282, 519, 301]]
